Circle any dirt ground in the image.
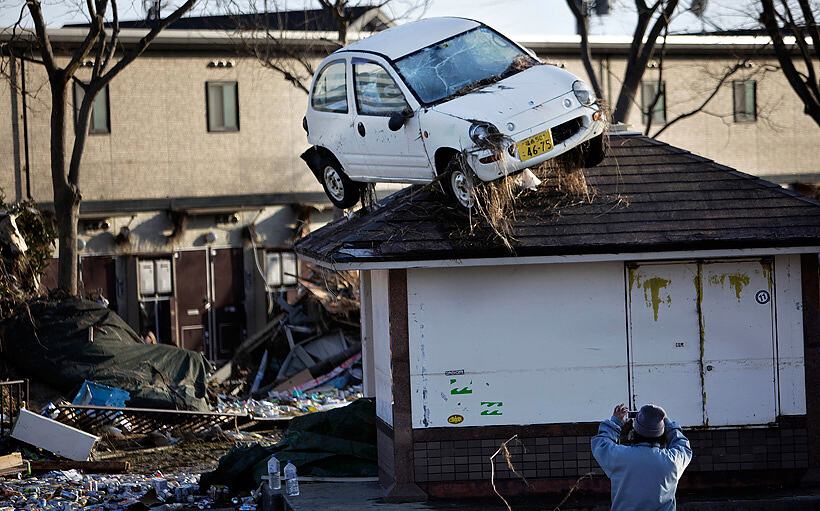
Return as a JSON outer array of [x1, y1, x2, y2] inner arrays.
[[96, 431, 284, 476]]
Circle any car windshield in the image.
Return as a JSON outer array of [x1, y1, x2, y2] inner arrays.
[[395, 26, 538, 105]]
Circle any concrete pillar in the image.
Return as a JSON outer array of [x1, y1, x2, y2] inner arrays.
[[383, 269, 426, 502]]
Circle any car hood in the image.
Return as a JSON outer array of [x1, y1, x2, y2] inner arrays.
[[429, 64, 580, 132]]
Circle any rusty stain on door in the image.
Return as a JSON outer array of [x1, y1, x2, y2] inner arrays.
[[708, 272, 751, 301], [628, 267, 672, 322]]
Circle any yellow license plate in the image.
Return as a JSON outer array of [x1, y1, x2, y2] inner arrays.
[[517, 129, 554, 162]]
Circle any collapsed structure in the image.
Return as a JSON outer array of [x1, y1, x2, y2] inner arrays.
[[295, 133, 820, 500]]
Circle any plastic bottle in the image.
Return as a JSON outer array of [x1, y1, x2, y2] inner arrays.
[[266, 456, 281, 490], [283, 461, 299, 497]]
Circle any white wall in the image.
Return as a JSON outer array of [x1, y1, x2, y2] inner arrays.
[[406, 262, 630, 428], [404, 256, 808, 429], [370, 269, 393, 426]]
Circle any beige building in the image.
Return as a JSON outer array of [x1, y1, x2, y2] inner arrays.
[[1, 16, 817, 359]]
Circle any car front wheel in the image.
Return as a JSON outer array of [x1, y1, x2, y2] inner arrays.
[[321, 163, 362, 209], [443, 155, 476, 209]]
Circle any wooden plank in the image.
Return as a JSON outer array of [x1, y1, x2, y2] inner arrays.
[[29, 460, 131, 473], [0, 453, 25, 476]]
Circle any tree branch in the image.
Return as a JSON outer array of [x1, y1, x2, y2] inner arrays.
[[566, 0, 603, 99], [100, 0, 197, 84], [24, 0, 57, 76], [651, 59, 748, 138], [759, 0, 820, 125]]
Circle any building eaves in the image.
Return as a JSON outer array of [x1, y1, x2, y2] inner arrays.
[[1, 28, 808, 55]]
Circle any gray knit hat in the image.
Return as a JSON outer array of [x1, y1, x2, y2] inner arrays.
[[634, 404, 666, 438]]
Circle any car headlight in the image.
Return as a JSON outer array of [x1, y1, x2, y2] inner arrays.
[[572, 80, 594, 106], [469, 122, 500, 146]]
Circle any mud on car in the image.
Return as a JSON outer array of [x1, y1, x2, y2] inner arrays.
[[301, 17, 607, 209]]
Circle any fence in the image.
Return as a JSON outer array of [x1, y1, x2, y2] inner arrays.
[[0, 379, 29, 436]]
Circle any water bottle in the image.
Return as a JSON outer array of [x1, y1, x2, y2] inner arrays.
[[283, 461, 299, 497], [267, 455, 281, 490]]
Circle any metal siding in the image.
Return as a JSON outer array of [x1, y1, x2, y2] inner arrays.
[[775, 254, 806, 415], [628, 263, 705, 427], [406, 262, 629, 428], [371, 269, 393, 426], [701, 260, 776, 426]]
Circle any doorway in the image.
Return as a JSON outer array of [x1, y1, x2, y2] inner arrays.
[[173, 248, 245, 360]]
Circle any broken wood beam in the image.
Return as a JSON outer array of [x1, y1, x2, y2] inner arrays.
[[29, 460, 131, 473]]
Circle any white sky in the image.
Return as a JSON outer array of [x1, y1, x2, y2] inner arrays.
[[0, 0, 759, 36]]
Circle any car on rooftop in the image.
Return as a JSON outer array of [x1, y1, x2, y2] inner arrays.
[[301, 17, 607, 209]]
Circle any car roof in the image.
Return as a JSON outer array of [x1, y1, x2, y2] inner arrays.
[[339, 17, 482, 61]]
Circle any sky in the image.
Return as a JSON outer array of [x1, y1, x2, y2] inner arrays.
[[0, 0, 759, 36]]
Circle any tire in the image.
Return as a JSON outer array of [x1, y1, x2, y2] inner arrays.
[[320, 161, 362, 209], [581, 133, 606, 168], [441, 155, 476, 209]]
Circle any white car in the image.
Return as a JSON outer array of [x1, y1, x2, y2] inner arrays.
[[302, 17, 606, 209]]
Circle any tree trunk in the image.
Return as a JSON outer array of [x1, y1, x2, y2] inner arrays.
[[49, 79, 79, 295]]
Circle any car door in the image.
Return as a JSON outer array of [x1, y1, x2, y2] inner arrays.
[[347, 55, 433, 182], [306, 57, 357, 171]]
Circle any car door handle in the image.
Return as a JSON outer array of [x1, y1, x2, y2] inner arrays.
[[357, 122, 366, 137]]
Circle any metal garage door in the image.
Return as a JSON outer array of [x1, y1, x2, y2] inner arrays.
[[627, 263, 704, 427], [627, 260, 776, 427], [701, 260, 776, 426]]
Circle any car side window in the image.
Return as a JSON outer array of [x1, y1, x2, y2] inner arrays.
[[312, 61, 348, 113], [353, 60, 409, 116]]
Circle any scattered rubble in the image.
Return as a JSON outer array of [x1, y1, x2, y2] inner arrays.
[[0, 468, 221, 510]]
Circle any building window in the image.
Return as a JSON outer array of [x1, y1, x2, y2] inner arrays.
[[733, 80, 757, 122], [265, 251, 298, 288], [73, 83, 110, 134], [311, 60, 348, 113], [206, 81, 239, 132], [353, 59, 409, 116], [641, 80, 666, 125]]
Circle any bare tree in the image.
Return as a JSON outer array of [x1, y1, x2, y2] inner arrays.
[[567, 0, 680, 123], [758, 0, 820, 126], [223, 0, 430, 94], [3, 0, 197, 295]]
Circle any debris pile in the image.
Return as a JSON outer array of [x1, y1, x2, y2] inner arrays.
[[209, 266, 363, 418], [1, 297, 210, 411], [201, 398, 377, 493]]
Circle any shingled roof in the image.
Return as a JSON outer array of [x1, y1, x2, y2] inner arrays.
[[295, 134, 820, 267]]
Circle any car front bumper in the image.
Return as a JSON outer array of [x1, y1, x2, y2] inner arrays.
[[467, 106, 606, 182]]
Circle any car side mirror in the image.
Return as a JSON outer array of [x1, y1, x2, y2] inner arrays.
[[388, 108, 414, 131]]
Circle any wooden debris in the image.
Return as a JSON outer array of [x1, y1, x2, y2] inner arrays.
[[0, 453, 28, 477], [29, 460, 131, 473]]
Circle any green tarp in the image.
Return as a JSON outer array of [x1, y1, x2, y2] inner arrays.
[[200, 398, 377, 492], [1, 297, 210, 411]]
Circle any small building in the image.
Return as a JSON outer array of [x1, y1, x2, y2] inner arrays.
[[295, 134, 820, 500]]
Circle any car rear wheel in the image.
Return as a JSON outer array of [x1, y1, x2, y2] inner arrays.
[[581, 133, 606, 167], [442, 155, 476, 209], [321, 163, 362, 209]]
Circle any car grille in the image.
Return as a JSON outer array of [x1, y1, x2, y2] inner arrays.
[[551, 116, 584, 145]]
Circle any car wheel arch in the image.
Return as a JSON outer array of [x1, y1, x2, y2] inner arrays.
[[301, 146, 345, 180], [434, 147, 462, 177]]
